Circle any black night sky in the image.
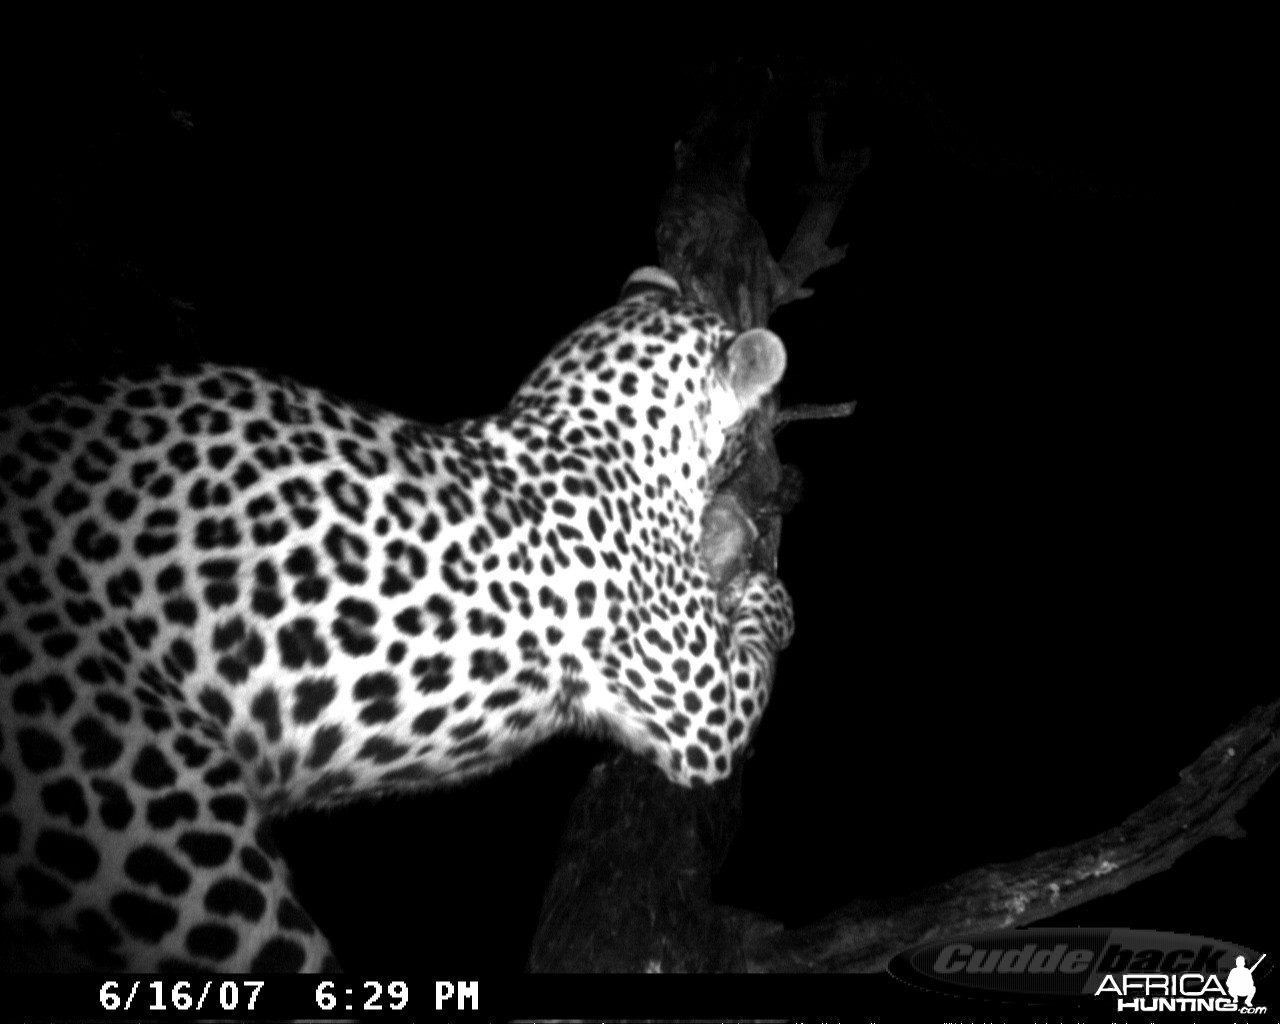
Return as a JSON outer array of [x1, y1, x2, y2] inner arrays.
[[13, 34, 1273, 980]]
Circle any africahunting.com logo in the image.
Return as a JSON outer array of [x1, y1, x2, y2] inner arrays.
[[889, 927, 1270, 1014]]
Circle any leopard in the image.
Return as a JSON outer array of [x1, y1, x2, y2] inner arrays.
[[0, 267, 794, 971]]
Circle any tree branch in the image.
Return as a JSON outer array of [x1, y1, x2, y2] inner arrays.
[[777, 401, 858, 425], [740, 697, 1280, 971]]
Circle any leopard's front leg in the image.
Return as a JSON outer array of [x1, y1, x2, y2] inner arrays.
[[721, 570, 794, 753]]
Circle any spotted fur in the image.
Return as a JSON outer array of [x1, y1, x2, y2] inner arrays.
[[0, 268, 793, 970]]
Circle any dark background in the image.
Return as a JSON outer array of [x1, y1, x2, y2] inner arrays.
[[14, 36, 1272, 974]]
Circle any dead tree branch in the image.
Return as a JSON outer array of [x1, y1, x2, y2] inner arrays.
[[777, 401, 858, 425], [740, 697, 1280, 971]]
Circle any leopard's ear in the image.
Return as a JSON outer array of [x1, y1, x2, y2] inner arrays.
[[724, 328, 786, 412], [619, 267, 680, 301]]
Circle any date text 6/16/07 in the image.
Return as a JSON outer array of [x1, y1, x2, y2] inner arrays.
[[100, 979, 263, 1012]]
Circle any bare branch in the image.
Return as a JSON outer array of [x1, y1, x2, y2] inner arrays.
[[740, 697, 1280, 972], [775, 113, 870, 306], [777, 401, 857, 425]]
